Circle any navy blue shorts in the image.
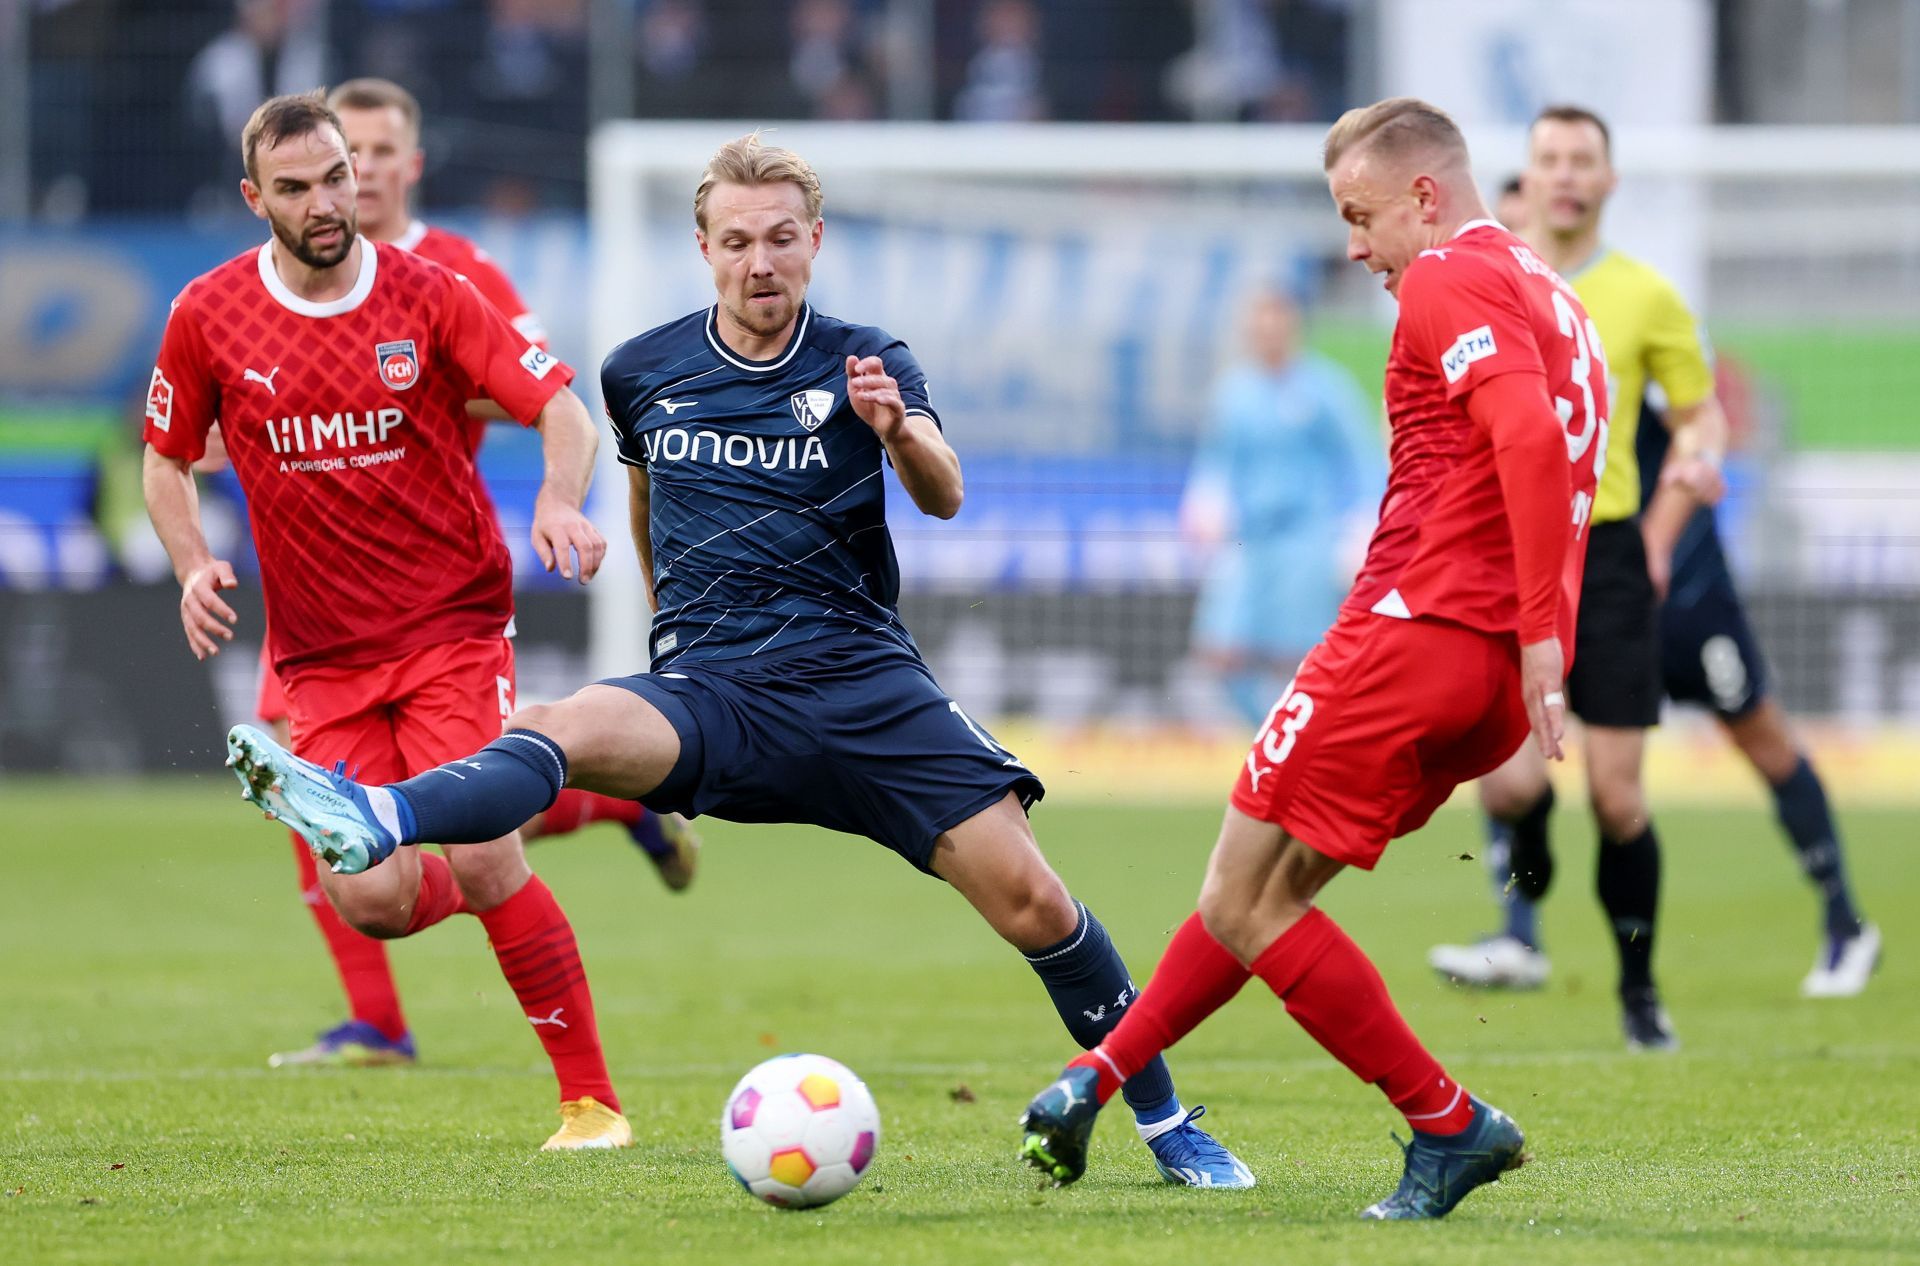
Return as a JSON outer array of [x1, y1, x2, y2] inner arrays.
[[600, 634, 1045, 873], [1660, 564, 1770, 720]]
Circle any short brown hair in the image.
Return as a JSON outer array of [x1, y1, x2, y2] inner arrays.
[[694, 133, 825, 232], [1322, 96, 1469, 173], [1532, 103, 1612, 158], [328, 77, 423, 143], [241, 89, 344, 185]]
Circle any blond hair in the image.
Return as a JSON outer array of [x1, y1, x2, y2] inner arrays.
[[241, 89, 344, 185], [1322, 97, 1469, 173], [328, 78, 423, 144], [694, 133, 824, 231]]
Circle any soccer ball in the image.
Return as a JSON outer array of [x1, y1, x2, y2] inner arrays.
[[720, 1053, 880, 1208]]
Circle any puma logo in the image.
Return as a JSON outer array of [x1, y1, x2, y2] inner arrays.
[[244, 366, 281, 395], [528, 1007, 569, 1030]]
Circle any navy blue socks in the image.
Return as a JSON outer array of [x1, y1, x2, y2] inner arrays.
[[1024, 901, 1180, 1125], [385, 729, 567, 844], [1771, 756, 1864, 938]]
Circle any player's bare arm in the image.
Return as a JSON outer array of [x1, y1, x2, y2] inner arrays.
[[141, 445, 240, 660], [846, 354, 963, 519], [529, 387, 607, 583], [1640, 394, 1729, 598], [1465, 373, 1575, 760], [625, 464, 658, 612]]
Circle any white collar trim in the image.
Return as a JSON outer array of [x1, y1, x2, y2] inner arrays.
[[393, 219, 429, 251], [705, 304, 811, 373], [1452, 218, 1503, 239], [257, 236, 379, 318]]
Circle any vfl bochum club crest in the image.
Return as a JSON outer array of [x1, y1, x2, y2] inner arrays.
[[790, 389, 833, 431], [376, 339, 420, 391]]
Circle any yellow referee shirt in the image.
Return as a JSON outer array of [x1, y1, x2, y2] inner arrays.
[[1566, 249, 1717, 524]]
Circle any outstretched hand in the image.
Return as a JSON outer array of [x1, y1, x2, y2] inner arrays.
[[845, 355, 905, 443]]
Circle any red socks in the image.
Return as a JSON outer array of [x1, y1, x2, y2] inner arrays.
[[1250, 908, 1474, 1135], [403, 851, 469, 934], [540, 790, 644, 837], [1070, 912, 1253, 1104], [1071, 905, 1475, 1136], [291, 835, 408, 1042], [293, 837, 613, 1116], [477, 875, 619, 1110]]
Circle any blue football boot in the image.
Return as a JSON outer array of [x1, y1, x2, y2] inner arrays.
[[1145, 1105, 1257, 1188], [629, 810, 701, 892], [227, 723, 400, 875], [269, 1019, 417, 1069], [1360, 1096, 1527, 1220], [1019, 1065, 1103, 1185]]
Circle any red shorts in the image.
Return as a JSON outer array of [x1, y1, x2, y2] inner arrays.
[[283, 636, 516, 783], [1229, 611, 1528, 870], [254, 643, 290, 725]]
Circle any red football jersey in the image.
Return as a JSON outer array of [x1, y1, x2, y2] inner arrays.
[[397, 221, 546, 481], [145, 238, 574, 675], [399, 220, 547, 350], [1344, 220, 1607, 650]]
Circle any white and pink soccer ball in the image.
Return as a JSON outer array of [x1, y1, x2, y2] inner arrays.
[[721, 1053, 881, 1208]]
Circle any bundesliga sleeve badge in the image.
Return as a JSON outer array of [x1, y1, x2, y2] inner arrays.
[[145, 367, 174, 431], [375, 339, 421, 391]]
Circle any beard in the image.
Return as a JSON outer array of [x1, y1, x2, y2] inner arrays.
[[270, 207, 358, 269], [724, 288, 798, 339]]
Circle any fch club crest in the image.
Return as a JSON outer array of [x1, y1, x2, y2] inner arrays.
[[376, 339, 420, 391], [790, 389, 833, 431]]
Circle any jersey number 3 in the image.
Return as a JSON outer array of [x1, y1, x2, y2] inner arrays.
[[1551, 289, 1609, 538]]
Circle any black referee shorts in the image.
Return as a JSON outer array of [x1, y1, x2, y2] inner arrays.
[[1567, 518, 1662, 729]]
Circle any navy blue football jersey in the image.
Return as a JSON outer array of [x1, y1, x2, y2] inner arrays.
[[601, 304, 939, 669]]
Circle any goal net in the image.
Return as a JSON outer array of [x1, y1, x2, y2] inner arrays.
[[588, 122, 1920, 799]]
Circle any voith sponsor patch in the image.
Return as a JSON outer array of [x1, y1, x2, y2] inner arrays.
[[1441, 326, 1497, 384], [519, 345, 558, 380]]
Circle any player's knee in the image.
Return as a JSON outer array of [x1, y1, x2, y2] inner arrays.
[[993, 870, 1077, 952], [444, 837, 531, 912], [505, 701, 562, 736], [1197, 880, 1263, 962], [332, 895, 412, 940], [1482, 774, 1550, 822], [1590, 783, 1648, 841]]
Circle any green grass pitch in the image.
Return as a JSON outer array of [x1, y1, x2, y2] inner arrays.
[[2, 779, 1915, 1265]]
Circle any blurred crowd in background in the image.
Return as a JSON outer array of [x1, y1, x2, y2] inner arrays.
[[25, 0, 1352, 218], [20, 0, 1920, 219]]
